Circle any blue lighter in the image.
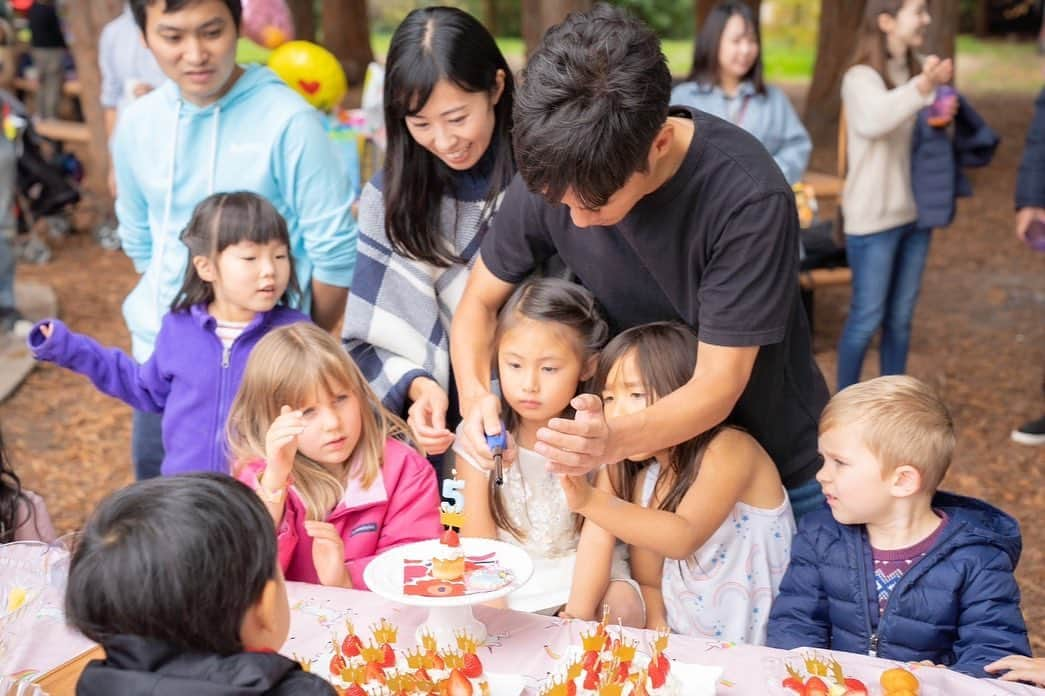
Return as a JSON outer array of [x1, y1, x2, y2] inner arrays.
[[485, 424, 507, 486]]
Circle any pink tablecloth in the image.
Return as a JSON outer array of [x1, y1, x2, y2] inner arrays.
[[5, 579, 1043, 694], [1, 567, 93, 682], [281, 582, 1045, 695]]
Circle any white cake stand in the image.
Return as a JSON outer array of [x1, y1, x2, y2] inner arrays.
[[363, 537, 533, 650]]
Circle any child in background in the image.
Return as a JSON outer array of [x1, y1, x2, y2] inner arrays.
[[451, 278, 640, 618], [28, 192, 307, 476], [0, 425, 56, 543], [836, 0, 955, 390], [66, 473, 335, 696], [670, 0, 811, 185], [561, 322, 794, 644], [229, 323, 441, 589], [767, 376, 1031, 676]]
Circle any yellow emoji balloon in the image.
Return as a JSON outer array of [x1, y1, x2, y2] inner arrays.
[[267, 41, 348, 112]]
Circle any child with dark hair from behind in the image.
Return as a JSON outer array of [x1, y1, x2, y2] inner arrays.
[[66, 473, 335, 696], [767, 376, 1031, 677]]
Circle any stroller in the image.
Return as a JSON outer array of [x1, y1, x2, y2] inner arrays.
[[2, 88, 81, 263]]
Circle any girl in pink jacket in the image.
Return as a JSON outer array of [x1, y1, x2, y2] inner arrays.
[[229, 323, 441, 589]]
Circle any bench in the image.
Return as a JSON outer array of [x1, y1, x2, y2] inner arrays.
[[799, 266, 851, 291], [33, 118, 90, 146], [13, 76, 82, 98], [802, 170, 844, 200]]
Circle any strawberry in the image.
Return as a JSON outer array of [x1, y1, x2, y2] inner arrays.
[[582, 668, 600, 690], [447, 668, 474, 696], [329, 653, 346, 675], [781, 676, 805, 693], [364, 661, 386, 684], [566, 682, 577, 696], [342, 634, 363, 657], [615, 661, 631, 682], [648, 659, 666, 689], [842, 677, 869, 695], [343, 685, 367, 696], [381, 643, 395, 668], [581, 650, 599, 671], [414, 667, 432, 683], [461, 652, 483, 678], [656, 652, 670, 676], [440, 528, 461, 547], [427, 650, 445, 670], [804, 676, 829, 696]]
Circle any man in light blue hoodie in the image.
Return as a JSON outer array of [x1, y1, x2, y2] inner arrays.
[[114, 0, 357, 479]]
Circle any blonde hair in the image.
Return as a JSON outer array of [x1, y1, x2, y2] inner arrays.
[[820, 376, 955, 492], [226, 323, 415, 520]]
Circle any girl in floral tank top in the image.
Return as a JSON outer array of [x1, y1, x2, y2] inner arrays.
[[561, 322, 796, 644]]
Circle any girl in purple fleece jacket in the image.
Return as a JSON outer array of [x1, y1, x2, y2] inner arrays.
[[28, 192, 308, 476]]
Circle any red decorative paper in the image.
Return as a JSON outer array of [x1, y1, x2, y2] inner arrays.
[[402, 552, 514, 596]]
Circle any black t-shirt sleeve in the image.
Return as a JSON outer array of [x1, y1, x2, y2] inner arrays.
[[697, 191, 798, 347], [480, 173, 557, 283]]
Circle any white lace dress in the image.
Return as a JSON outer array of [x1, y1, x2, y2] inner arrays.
[[454, 434, 585, 613], [640, 461, 796, 645]]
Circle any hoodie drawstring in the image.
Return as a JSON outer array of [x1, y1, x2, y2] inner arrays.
[[152, 102, 221, 319], [209, 105, 220, 195], [153, 99, 183, 319]]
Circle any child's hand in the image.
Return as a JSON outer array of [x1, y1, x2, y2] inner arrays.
[[1016, 206, 1045, 242], [559, 473, 595, 513], [265, 405, 304, 479], [985, 655, 1045, 687], [39, 322, 52, 339], [305, 520, 351, 588], [917, 55, 953, 95], [407, 377, 455, 455]]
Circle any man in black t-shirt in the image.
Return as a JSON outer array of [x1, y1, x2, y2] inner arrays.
[[450, 5, 830, 514]]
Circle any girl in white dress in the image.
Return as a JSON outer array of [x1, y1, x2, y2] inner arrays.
[[454, 278, 640, 618], [561, 322, 796, 644]]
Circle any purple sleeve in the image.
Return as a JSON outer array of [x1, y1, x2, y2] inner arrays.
[[28, 318, 171, 413]]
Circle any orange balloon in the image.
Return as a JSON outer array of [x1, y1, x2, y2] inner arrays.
[[880, 667, 919, 694]]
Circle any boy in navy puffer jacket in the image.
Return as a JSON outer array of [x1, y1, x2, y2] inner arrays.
[[767, 376, 1030, 677]]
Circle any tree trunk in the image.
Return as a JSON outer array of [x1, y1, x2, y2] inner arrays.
[[522, 0, 593, 57], [63, 0, 123, 207], [484, 0, 499, 36], [695, 0, 761, 35], [804, 0, 866, 148], [925, 0, 960, 60], [286, 0, 315, 43], [973, 0, 990, 36], [322, 0, 373, 87]]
